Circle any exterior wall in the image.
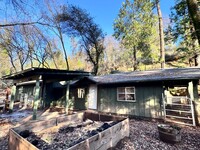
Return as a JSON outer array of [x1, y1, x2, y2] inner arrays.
[[97, 82, 163, 118], [45, 83, 88, 110], [16, 84, 35, 102], [73, 87, 89, 110]]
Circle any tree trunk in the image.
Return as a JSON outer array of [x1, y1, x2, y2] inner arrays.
[[93, 64, 98, 75], [194, 54, 198, 66], [133, 46, 137, 71], [58, 29, 69, 70], [186, 0, 200, 45], [8, 53, 17, 72], [156, 0, 165, 69]]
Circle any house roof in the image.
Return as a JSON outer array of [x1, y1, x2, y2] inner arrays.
[[2, 67, 91, 81], [89, 67, 200, 84]]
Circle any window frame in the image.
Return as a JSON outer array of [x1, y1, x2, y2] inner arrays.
[[117, 87, 136, 102], [77, 88, 85, 99]]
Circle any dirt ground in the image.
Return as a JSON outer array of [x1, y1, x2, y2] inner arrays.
[[0, 109, 33, 150], [114, 119, 200, 150], [1, 109, 200, 150], [0, 106, 65, 150]]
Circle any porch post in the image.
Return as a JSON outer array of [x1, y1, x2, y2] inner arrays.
[[193, 81, 199, 101], [189, 80, 200, 126], [188, 81, 198, 126], [65, 81, 70, 115], [33, 76, 41, 120], [9, 84, 16, 113], [188, 81, 194, 100], [188, 81, 198, 101], [41, 79, 46, 108]]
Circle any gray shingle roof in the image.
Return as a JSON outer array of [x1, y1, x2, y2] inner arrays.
[[90, 67, 200, 84]]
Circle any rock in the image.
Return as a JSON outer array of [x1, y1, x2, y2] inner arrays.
[[76, 137, 85, 144], [77, 124, 82, 128], [31, 140, 38, 146], [19, 130, 30, 138], [96, 127, 103, 132], [59, 126, 74, 133], [101, 123, 111, 130], [88, 130, 98, 136]]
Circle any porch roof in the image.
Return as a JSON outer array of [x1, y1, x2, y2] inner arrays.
[[90, 67, 200, 84], [2, 67, 91, 81]]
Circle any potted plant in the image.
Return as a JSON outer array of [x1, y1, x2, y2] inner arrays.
[[157, 124, 181, 143]]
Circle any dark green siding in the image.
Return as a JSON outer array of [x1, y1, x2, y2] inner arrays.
[[16, 84, 35, 101], [73, 87, 88, 110], [45, 86, 88, 110], [97, 83, 163, 118]]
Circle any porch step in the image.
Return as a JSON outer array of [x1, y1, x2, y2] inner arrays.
[[165, 118, 194, 126]]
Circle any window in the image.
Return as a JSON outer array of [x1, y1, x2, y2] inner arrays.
[[117, 87, 136, 102], [78, 88, 85, 98]]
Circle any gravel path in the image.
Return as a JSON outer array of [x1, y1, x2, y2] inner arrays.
[[114, 119, 200, 150]]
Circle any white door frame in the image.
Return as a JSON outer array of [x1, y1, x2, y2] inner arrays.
[[88, 84, 97, 110]]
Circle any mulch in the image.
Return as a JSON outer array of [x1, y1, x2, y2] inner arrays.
[[113, 119, 200, 150], [1, 115, 200, 150]]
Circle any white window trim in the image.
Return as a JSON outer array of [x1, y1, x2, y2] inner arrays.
[[117, 87, 136, 102], [78, 88, 85, 98]]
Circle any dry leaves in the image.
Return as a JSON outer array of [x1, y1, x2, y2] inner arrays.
[[113, 119, 200, 150], [1, 115, 200, 150]]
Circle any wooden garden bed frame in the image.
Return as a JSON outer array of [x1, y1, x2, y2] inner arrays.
[[9, 111, 129, 150]]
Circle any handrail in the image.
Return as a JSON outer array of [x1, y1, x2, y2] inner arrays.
[[166, 115, 192, 120], [163, 95, 196, 126], [165, 109, 191, 113], [165, 103, 191, 106]]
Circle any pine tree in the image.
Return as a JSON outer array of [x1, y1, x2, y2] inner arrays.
[[113, 0, 159, 70]]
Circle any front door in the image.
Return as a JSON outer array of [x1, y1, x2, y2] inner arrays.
[[88, 85, 97, 109]]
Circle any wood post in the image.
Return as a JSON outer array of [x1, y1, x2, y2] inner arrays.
[[41, 80, 46, 108], [193, 81, 199, 101], [189, 80, 200, 126], [188, 81, 199, 101], [65, 81, 70, 114], [9, 84, 16, 113], [188, 81, 198, 126], [32, 77, 41, 120], [188, 81, 194, 100]]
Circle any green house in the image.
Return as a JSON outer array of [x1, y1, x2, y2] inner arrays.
[[74, 68, 200, 119], [3, 67, 200, 121]]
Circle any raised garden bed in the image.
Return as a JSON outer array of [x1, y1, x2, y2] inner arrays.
[[9, 111, 129, 150]]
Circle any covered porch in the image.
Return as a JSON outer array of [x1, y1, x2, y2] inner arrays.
[[163, 80, 199, 126], [2, 67, 91, 119]]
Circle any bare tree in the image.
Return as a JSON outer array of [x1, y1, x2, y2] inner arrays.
[[56, 5, 105, 75], [0, 24, 59, 72], [0, 27, 28, 71], [21, 25, 58, 68], [40, 1, 70, 70]]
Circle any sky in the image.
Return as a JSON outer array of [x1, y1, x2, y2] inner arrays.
[[0, 0, 175, 36], [0, 0, 176, 56], [66, 0, 175, 35]]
